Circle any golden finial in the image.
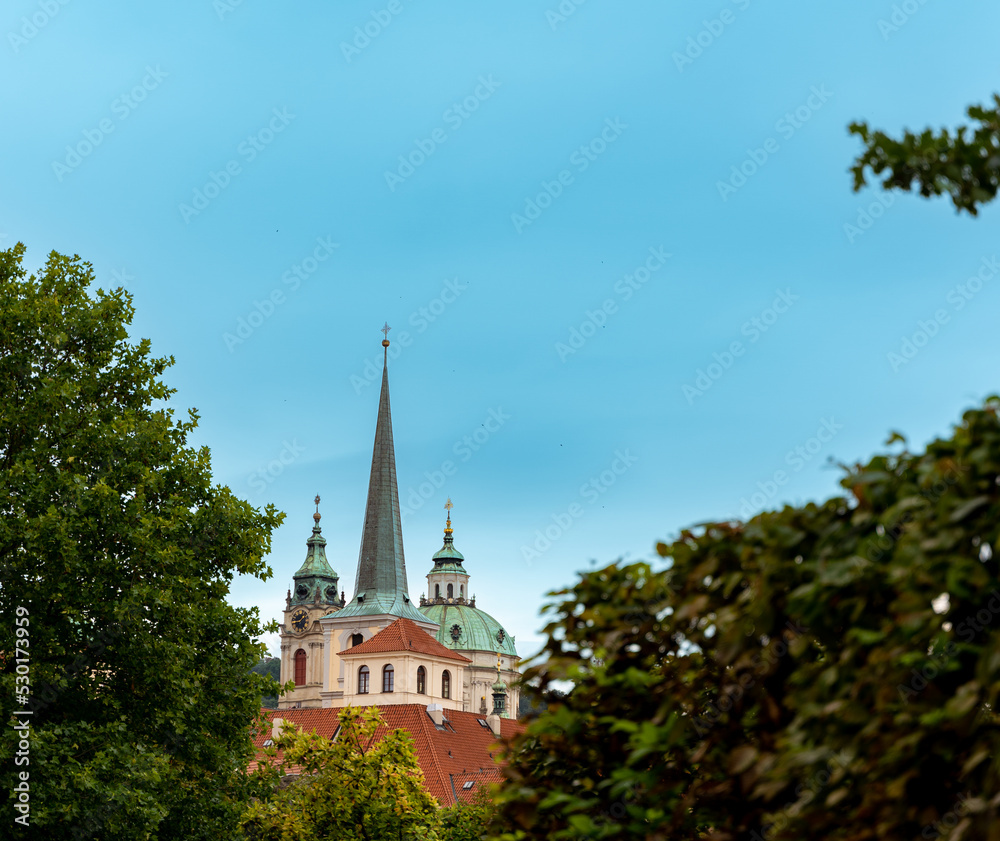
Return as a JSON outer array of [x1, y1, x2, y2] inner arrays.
[[313, 494, 321, 523], [381, 322, 391, 348], [444, 498, 453, 535]]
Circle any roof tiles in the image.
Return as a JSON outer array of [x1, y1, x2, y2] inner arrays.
[[254, 705, 523, 806], [341, 617, 471, 663]]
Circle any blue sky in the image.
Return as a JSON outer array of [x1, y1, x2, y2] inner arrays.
[[4, 1, 1000, 659]]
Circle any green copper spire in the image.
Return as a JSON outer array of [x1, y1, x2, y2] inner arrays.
[[337, 327, 428, 623], [291, 495, 342, 606]]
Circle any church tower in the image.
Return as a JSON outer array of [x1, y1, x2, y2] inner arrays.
[[278, 496, 344, 709], [316, 326, 439, 707], [419, 502, 520, 715]]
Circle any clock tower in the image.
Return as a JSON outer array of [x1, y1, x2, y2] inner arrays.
[[279, 496, 344, 709]]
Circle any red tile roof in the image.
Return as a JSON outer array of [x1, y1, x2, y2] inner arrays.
[[341, 617, 471, 663], [254, 705, 523, 806]]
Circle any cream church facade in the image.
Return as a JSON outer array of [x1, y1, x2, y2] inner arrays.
[[278, 331, 520, 717]]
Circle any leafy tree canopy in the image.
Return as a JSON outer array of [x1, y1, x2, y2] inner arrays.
[[244, 706, 443, 840], [0, 244, 283, 839], [496, 401, 1000, 840], [851, 94, 1000, 215]]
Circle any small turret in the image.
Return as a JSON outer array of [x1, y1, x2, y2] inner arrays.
[[491, 654, 508, 716], [290, 496, 342, 607], [422, 499, 472, 606]]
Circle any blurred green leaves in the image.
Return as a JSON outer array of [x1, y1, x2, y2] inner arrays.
[[850, 94, 1000, 216], [495, 399, 1000, 840]]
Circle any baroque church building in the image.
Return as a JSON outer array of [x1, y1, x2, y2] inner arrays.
[[277, 331, 520, 719]]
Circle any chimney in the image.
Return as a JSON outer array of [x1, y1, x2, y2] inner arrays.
[[271, 717, 285, 741], [486, 712, 502, 736], [427, 703, 444, 726]]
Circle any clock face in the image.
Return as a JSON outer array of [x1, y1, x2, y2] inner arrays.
[[291, 609, 309, 633]]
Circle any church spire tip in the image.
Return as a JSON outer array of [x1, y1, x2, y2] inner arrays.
[[381, 322, 391, 360]]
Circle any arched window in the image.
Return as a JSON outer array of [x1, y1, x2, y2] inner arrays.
[[294, 649, 307, 686], [459, 585, 464, 599], [351, 633, 364, 647], [358, 665, 370, 694], [442, 669, 451, 699], [435, 584, 440, 599], [416, 666, 426, 695], [382, 664, 394, 693], [447, 583, 454, 599]]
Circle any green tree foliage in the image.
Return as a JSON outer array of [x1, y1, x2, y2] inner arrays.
[[245, 706, 499, 840], [495, 401, 1000, 840], [0, 244, 283, 838], [850, 94, 1000, 215], [439, 787, 499, 841], [243, 707, 443, 840], [252, 657, 282, 708]]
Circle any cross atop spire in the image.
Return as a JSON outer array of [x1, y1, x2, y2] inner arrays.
[[314, 494, 321, 524], [444, 498, 453, 535]]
